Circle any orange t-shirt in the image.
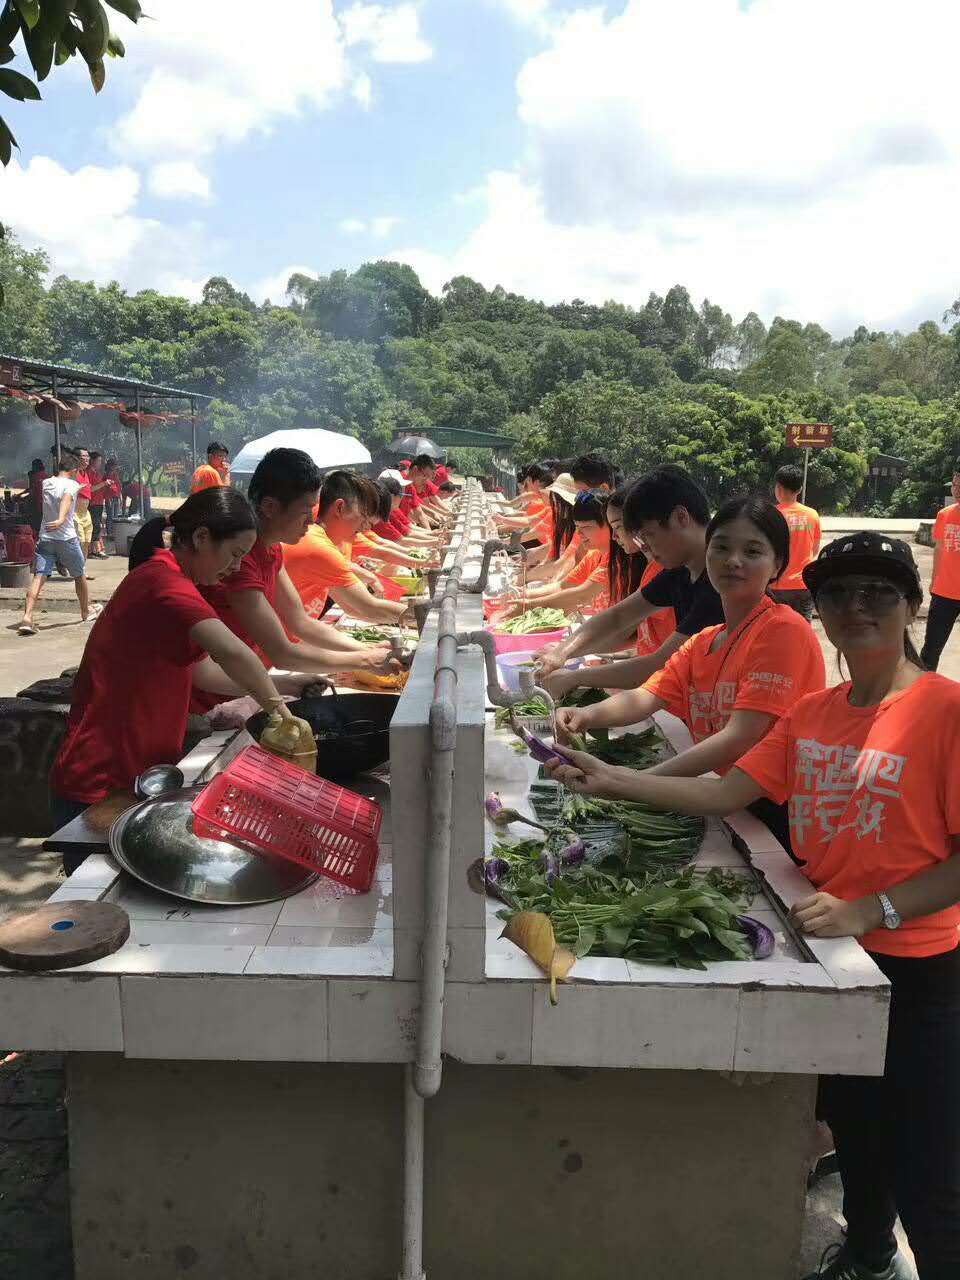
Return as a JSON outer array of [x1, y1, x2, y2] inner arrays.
[[283, 524, 361, 617], [737, 673, 960, 958], [644, 597, 825, 771], [564, 548, 610, 612], [931, 503, 960, 600], [532, 504, 555, 547], [635, 560, 676, 656], [775, 501, 821, 591], [190, 463, 225, 495]]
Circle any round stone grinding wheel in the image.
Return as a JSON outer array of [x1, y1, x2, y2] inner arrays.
[[0, 901, 130, 972]]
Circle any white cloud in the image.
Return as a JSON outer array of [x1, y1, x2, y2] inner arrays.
[[148, 161, 212, 202], [370, 215, 401, 237], [338, 215, 402, 237], [252, 265, 319, 304], [111, 1, 350, 161], [488, 0, 554, 33], [395, 0, 960, 334], [339, 3, 433, 63], [2, 156, 208, 290], [351, 72, 374, 108]]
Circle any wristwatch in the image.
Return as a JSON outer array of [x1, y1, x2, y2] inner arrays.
[[877, 891, 901, 930]]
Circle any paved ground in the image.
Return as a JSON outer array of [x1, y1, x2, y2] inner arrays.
[[1, 525, 956, 1280]]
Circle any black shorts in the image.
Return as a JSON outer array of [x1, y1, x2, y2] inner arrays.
[[90, 505, 103, 541]]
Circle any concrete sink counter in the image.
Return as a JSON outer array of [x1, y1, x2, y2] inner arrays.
[[0, 487, 888, 1280]]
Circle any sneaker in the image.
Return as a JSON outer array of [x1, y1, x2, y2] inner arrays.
[[803, 1242, 913, 1280], [17, 621, 37, 636]]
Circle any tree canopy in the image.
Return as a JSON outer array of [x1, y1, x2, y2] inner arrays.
[[2, 230, 959, 515], [0, 0, 142, 167]]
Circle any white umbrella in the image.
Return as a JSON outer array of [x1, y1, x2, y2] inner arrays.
[[230, 428, 372, 477]]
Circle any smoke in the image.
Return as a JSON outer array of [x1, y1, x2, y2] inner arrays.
[[0, 409, 56, 486]]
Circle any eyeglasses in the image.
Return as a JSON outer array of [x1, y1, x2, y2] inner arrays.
[[816, 581, 906, 613]]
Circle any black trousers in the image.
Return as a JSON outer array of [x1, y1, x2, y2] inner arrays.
[[817, 947, 960, 1280], [920, 593, 960, 671], [769, 587, 814, 622]]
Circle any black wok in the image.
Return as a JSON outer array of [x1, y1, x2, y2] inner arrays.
[[245, 692, 399, 781]]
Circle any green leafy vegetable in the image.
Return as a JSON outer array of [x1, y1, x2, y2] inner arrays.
[[490, 836, 757, 968], [495, 607, 567, 635]]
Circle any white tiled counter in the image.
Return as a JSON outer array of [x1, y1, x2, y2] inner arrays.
[[0, 486, 889, 1280]]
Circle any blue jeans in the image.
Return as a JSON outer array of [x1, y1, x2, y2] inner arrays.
[[34, 537, 85, 580]]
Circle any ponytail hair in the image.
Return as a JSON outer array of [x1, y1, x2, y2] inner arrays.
[[550, 492, 576, 560], [606, 484, 646, 604], [169, 487, 257, 549]]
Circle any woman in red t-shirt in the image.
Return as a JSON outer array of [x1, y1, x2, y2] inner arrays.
[[549, 532, 960, 1280], [51, 488, 305, 870]]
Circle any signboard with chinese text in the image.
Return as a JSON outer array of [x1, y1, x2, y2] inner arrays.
[[0, 361, 23, 386], [163, 461, 186, 475], [786, 422, 833, 449]]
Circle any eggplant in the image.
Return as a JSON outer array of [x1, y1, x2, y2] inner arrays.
[[736, 915, 776, 960], [559, 837, 586, 868], [517, 726, 567, 768]]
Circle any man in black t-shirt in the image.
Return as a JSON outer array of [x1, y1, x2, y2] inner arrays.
[[538, 466, 723, 697]]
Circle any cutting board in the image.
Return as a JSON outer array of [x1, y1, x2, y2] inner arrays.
[[0, 901, 130, 972]]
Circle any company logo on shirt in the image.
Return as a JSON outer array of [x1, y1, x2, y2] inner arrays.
[[944, 525, 960, 554], [784, 512, 814, 533], [688, 681, 737, 733], [789, 740, 905, 843], [745, 670, 793, 690]]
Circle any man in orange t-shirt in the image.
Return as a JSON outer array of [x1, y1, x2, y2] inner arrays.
[[771, 464, 820, 621], [191, 442, 231, 494], [920, 462, 960, 669], [283, 470, 409, 625]]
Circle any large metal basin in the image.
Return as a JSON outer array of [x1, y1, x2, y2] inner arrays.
[[109, 787, 318, 906]]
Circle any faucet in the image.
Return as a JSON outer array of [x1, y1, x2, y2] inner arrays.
[[463, 538, 526, 594]]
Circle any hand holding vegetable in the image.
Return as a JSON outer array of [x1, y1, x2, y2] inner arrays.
[[790, 892, 877, 939], [554, 706, 593, 741], [358, 644, 402, 676], [544, 747, 620, 797], [535, 645, 564, 676]]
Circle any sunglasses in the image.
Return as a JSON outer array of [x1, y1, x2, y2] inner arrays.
[[816, 580, 906, 613]]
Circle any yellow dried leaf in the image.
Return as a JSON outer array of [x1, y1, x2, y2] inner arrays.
[[501, 911, 576, 1004]]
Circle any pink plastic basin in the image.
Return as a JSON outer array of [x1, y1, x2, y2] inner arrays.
[[486, 626, 566, 655]]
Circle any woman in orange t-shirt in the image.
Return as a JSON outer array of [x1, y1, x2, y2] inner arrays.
[[557, 497, 824, 791], [549, 531, 960, 1280], [500, 489, 611, 617]]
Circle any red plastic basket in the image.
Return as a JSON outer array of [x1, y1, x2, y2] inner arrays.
[[191, 746, 383, 893]]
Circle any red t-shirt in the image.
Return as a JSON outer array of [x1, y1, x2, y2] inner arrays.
[[85, 468, 103, 507], [75, 469, 93, 503], [372, 519, 401, 542], [434, 465, 450, 485], [51, 551, 217, 804], [390, 508, 411, 535], [737, 673, 960, 958], [191, 538, 284, 712], [399, 487, 421, 515], [415, 479, 439, 498]]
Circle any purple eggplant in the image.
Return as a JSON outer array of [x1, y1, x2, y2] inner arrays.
[[736, 915, 776, 960], [559, 837, 586, 868], [485, 793, 508, 824], [540, 849, 558, 888], [484, 857, 510, 888], [517, 726, 567, 768]]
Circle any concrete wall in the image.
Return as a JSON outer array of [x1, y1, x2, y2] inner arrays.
[[67, 1054, 815, 1280]]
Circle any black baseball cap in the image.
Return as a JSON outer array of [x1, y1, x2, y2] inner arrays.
[[803, 532, 921, 597]]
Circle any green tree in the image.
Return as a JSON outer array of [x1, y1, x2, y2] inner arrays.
[[0, 0, 143, 166]]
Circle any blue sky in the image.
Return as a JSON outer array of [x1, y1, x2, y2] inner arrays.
[[3, 0, 959, 335]]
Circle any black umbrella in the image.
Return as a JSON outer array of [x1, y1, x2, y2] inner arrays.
[[387, 434, 445, 460]]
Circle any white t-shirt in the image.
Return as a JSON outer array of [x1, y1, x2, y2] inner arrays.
[[40, 476, 81, 542]]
